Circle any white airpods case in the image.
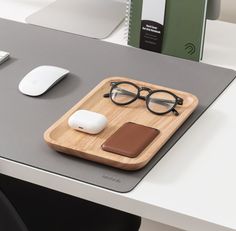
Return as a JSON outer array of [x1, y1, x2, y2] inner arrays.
[[68, 110, 108, 134]]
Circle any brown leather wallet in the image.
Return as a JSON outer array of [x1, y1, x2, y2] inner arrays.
[[101, 122, 160, 158]]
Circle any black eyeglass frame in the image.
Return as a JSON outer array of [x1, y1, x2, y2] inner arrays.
[[104, 81, 184, 116]]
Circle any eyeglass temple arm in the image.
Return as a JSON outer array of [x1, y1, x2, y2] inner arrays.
[[176, 97, 184, 105], [103, 87, 144, 99], [171, 108, 179, 116], [103, 93, 111, 98], [173, 97, 183, 116]]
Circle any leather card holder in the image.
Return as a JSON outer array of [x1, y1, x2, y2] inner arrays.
[[101, 122, 160, 158]]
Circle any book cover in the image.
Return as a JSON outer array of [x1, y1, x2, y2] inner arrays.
[[128, 0, 166, 53], [162, 0, 208, 61], [127, 0, 208, 61]]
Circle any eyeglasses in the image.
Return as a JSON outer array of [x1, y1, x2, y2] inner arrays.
[[103, 81, 184, 116]]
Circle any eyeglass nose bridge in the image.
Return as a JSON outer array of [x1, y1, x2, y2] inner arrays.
[[139, 87, 152, 93]]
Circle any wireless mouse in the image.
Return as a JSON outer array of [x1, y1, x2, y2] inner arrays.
[[18, 65, 70, 96]]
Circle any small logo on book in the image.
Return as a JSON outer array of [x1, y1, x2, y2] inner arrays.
[[184, 43, 196, 55]]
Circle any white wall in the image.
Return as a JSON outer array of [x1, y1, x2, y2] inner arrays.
[[220, 0, 236, 23]]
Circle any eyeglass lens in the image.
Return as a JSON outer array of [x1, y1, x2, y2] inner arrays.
[[111, 83, 138, 104], [147, 91, 176, 114]]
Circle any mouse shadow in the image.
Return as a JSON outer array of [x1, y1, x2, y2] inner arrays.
[[40, 73, 80, 99], [0, 57, 18, 70]]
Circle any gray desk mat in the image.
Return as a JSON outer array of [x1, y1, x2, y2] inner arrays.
[[0, 19, 235, 193]]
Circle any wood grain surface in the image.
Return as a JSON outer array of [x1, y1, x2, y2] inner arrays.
[[44, 77, 199, 170]]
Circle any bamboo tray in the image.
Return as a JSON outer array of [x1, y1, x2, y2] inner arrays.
[[44, 77, 199, 170]]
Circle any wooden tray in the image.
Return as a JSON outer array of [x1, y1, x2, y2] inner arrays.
[[44, 77, 199, 170]]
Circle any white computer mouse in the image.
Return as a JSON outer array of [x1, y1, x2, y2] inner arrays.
[[18, 65, 70, 96]]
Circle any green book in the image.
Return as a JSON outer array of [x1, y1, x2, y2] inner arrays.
[[128, 0, 143, 48], [127, 0, 208, 61], [162, 0, 208, 61]]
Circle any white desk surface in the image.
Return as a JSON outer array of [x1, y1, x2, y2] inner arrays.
[[1, 1, 236, 231]]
